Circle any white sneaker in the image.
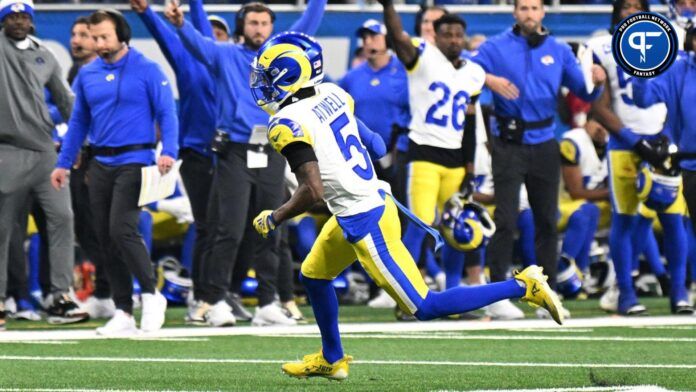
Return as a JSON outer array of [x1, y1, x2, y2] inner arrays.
[[484, 299, 525, 320], [206, 300, 236, 327], [4, 297, 16, 314], [81, 297, 116, 319], [96, 310, 138, 336], [536, 306, 571, 320], [368, 289, 397, 309], [140, 291, 167, 332], [600, 285, 619, 312], [252, 303, 297, 326]]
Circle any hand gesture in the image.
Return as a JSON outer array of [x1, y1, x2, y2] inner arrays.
[[486, 74, 520, 100], [130, 0, 148, 13], [164, 0, 184, 28]]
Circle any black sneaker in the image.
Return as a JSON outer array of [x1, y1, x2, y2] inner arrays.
[[47, 294, 90, 324], [0, 305, 6, 331], [225, 292, 253, 322]]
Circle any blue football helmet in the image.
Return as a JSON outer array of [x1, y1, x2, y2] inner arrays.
[[636, 166, 681, 212], [156, 256, 192, 305], [557, 255, 583, 299], [250, 31, 324, 114], [440, 195, 496, 252]]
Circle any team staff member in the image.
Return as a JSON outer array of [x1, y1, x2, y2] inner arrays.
[[471, 0, 606, 298], [0, 0, 88, 328], [129, 0, 230, 325], [164, 0, 326, 326], [52, 10, 178, 335]]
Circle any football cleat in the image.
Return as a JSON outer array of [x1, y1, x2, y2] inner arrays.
[[514, 266, 564, 325], [281, 351, 353, 380]]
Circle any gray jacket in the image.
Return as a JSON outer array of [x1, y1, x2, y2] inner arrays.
[[0, 33, 74, 152]]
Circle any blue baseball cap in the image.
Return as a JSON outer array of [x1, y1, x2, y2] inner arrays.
[[356, 19, 386, 37], [0, 0, 34, 22]]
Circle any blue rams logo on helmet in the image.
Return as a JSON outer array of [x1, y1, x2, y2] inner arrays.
[[250, 31, 323, 114], [439, 196, 496, 252], [156, 256, 192, 305], [636, 166, 681, 212]]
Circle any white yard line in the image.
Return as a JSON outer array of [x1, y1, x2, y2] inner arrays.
[[266, 333, 696, 343], [0, 389, 205, 392], [456, 387, 672, 392], [0, 316, 694, 342], [0, 355, 694, 370]]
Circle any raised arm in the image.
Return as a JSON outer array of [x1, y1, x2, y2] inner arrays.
[[189, 0, 214, 39], [132, 0, 186, 74], [288, 0, 327, 35], [165, 0, 221, 73], [379, 0, 418, 69]]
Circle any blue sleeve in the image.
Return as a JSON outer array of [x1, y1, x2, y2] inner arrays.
[[470, 41, 494, 73], [147, 65, 179, 159], [632, 70, 673, 109], [177, 20, 221, 74], [356, 117, 386, 159], [139, 7, 186, 74], [57, 75, 90, 169], [288, 0, 327, 35], [561, 44, 602, 102], [190, 0, 214, 39]]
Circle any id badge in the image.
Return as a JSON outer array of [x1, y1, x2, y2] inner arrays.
[[247, 150, 268, 169], [249, 125, 269, 145]]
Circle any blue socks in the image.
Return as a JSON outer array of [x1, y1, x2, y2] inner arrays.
[[517, 209, 536, 267], [609, 213, 639, 311], [632, 216, 666, 276], [414, 279, 525, 320], [562, 203, 599, 271], [402, 222, 427, 263], [659, 213, 687, 304], [300, 273, 343, 364]]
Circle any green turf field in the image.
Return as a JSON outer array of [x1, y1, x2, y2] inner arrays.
[[1, 297, 695, 391]]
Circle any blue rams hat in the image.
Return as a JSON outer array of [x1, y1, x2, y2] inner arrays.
[[0, 0, 34, 22], [356, 19, 386, 37]]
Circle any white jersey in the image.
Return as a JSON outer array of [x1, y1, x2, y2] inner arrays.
[[408, 40, 486, 149], [268, 83, 384, 217], [586, 34, 666, 135], [474, 142, 530, 211], [560, 128, 608, 191]]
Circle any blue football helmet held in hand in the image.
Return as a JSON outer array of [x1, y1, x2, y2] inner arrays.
[[440, 194, 496, 252], [250, 31, 324, 114], [636, 166, 681, 212]]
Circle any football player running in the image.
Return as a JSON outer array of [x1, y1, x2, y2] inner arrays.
[[588, 0, 693, 315], [250, 32, 564, 381]]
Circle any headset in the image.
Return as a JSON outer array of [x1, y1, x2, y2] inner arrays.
[[234, 2, 276, 39], [512, 23, 549, 48], [92, 9, 131, 44]]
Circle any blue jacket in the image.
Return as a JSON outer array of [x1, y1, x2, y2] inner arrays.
[[176, 0, 326, 143], [633, 53, 696, 171], [57, 48, 179, 169], [471, 28, 603, 144], [339, 55, 410, 149], [139, 0, 216, 157]]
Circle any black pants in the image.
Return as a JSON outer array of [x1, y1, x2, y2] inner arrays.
[[7, 199, 31, 300], [179, 148, 214, 300], [88, 161, 156, 314], [684, 170, 696, 233], [486, 137, 560, 288], [201, 143, 285, 306], [276, 224, 295, 303], [71, 161, 111, 298]]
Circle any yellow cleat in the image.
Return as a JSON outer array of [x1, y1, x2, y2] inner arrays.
[[514, 265, 565, 325], [281, 351, 353, 381]]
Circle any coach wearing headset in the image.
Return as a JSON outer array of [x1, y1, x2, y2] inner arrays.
[[470, 0, 606, 315], [52, 9, 178, 336]]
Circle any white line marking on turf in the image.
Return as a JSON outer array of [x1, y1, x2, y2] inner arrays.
[[0, 389, 205, 392], [1, 316, 694, 342], [0, 355, 694, 369], [131, 338, 210, 342], [0, 340, 78, 345], [451, 386, 672, 392], [506, 328, 595, 333], [265, 333, 696, 343], [631, 325, 696, 330]]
